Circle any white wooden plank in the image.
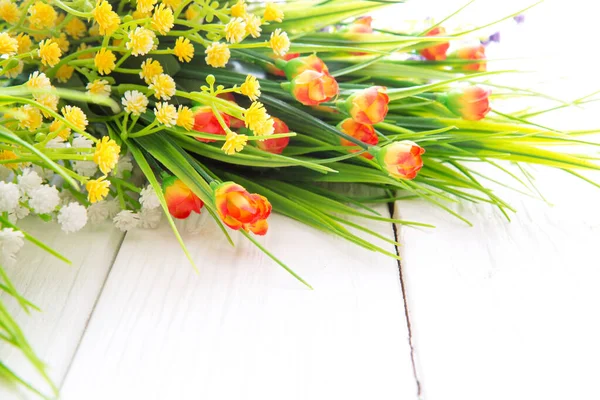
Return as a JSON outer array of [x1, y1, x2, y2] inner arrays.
[[0, 219, 124, 399], [395, 166, 600, 400], [60, 206, 418, 400]]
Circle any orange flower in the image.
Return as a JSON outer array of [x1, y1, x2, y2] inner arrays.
[[162, 176, 204, 219], [444, 85, 491, 121], [280, 54, 329, 80], [256, 117, 290, 154], [419, 27, 450, 61], [454, 44, 486, 71], [344, 86, 389, 125], [214, 182, 271, 235], [347, 16, 373, 34], [338, 118, 378, 159], [287, 69, 338, 106], [192, 106, 229, 142], [375, 141, 425, 180], [267, 52, 299, 77]]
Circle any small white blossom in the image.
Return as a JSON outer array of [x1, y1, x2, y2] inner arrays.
[[17, 168, 42, 195], [57, 202, 88, 233], [87, 201, 111, 224], [72, 135, 93, 148], [0, 182, 19, 213], [31, 165, 54, 181], [72, 161, 98, 177], [45, 137, 67, 148], [112, 153, 133, 178], [113, 210, 140, 232], [139, 185, 160, 210], [139, 207, 162, 229], [0, 228, 25, 267], [8, 206, 30, 224], [28, 184, 60, 214], [106, 198, 121, 218]]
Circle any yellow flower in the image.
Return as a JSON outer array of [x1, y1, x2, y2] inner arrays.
[[222, 132, 248, 155], [61, 105, 88, 131], [92, 1, 120, 36], [244, 101, 270, 131], [0, 0, 19, 24], [264, 2, 284, 22], [28, 1, 56, 29], [126, 27, 156, 56], [77, 43, 94, 59], [173, 36, 194, 62], [0, 150, 18, 170], [36, 93, 59, 117], [38, 39, 62, 67], [94, 48, 116, 75], [93, 136, 121, 174], [161, 0, 181, 10], [184, 4, 200, 20], [240, 74, 260, 101], [49, 120, 71, 140], [16, 33, 32, 54], [154, 102, 177, 126], [17, 105, 43, 132], [244, 14, 262, 38], [0, 32, 17, 56], [132, 9, 151, 19], [149, 73, 176, 100], [176, 105, 194, 130], [89, 24, 100, 37], [55, 12, 65, 25], [50, 33, 70, 52], [139, 58, 163, 84], [121, 90, 148, 115], [224, 17, 246, 44], [230, 0, 246, 18], [55, 64, 74, 83], [205, 42, 230, 68], [269, 29, 290, 56], [3, 59, 23, 78], [64, 17, 87, 38], [86, 176, 110, 203], [86, 79, 111, 97], [151, 4, 174, 35], [136, 0, 156, 13]]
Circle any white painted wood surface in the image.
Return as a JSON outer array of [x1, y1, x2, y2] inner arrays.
[[59, 207, 418, 400], [0, 220, 123, 399]]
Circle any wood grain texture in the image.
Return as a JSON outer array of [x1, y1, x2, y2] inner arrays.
[[395, 166, 600, 400], [0, 219, 124, 399], [60, 207, 418, 400]]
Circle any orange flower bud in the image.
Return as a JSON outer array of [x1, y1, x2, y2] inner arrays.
[[214, 182, 272, 235], [344, 86, 389, 125], [444, 85, 491, 121], [287, 69, 339, 106], [267, 52, 300, 77], [193, 106, 229, 142], [256, 117, 290, 154], [375, 141, 425, 180], [280, 54, 330, 80], [347, 16, 373, 34], [419, 27, 450, 61], [338, 118, 379, 159], [162, 176, 204, 219], [454, 44, 486, 71]]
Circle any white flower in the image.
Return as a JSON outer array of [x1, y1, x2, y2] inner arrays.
[[87, 201, 110, 224], [58, 189, 76, 206], [8, 206, 30, 224], [113, 210, 140, 232], [0, 182, 19, 213], [139, 207, 162, 229], [106, 198, 121, 218], [28, 184, 60, 214], [0, 228, 25, 268], [31, 165, 54, 181], [17, 168, 42, 195], [121, 90, 149, 116], [139, 185, 160, 209], [112, 153, 133, 178], [57, 202, 88, 233], [72, 134, 93, 148], [72, 161, 98, 177], [46, 137, 67, 148]]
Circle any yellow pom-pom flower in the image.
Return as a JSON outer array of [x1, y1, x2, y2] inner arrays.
[[264, 2, 284, 22], [0, 0, 19, 24], [205, 42, 230, 68], [27, 71, 51, 90], [64, 17, 86, 38], [92, 1, 120, 36], [154, 102, 178, 127], [222, 132, 248, 155], [176, 105, 194, 131], [0, 150, 18, 170], [269, 29, 290, 57], [36, 93, 59, 117], [139, 58, 163, 84], [16, 33, 31, 54], [94, 48, 116, 75], [121, 90, 149, 115], [240, 74, 261, 101], [132, 9, 151, 19], [0, 32, 18, 56], [17, 105, 43, 132], [49, 120, 71, 140], [151, 4, 174, 35], [38, 39, 62, 67], [244, 101, 272, 133], [173, 36, 194, 62], [244, 14, 262, 38], [136, 0, 157, 13], [230, 0, 246, 18], [51, 33, 70, 53], [224, 17, 246, 44], [86, 79, 111, 97], [55, 64, 74, 83], [4, 59, 23, 78], [86, 176, 110, 203], [28, 1, 56, 29], [94, 136, 121, 175], [149, 73, 176, 100], [61, 105, 88, 131], [126, 27, 156, 56], [161, 0, 181, 10]]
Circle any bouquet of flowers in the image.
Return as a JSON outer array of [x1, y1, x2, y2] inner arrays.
[[0, 0, 598, 396]]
